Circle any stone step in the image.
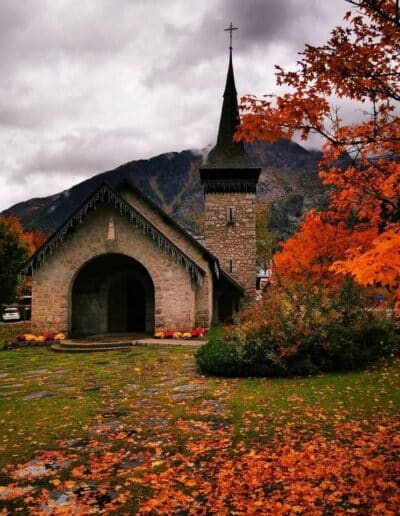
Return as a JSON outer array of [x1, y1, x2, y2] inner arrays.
[[59, 340, 136, 348], [51, 337, 205, 352], [51, 343, 136, 353]]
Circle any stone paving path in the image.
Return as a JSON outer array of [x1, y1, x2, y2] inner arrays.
[[0, 345, 234, 512]]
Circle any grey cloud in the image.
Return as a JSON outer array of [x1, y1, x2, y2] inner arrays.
[[0, 0, 142, 75], [218, 0, 305, 48], [0, 80, 90, 130], [0, 0, 352, 212], [145, 0, 347, 88], [9, 127, 146, 182], [0, 2, 31, 37]]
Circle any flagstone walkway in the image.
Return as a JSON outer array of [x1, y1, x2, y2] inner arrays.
[[0, 345, 399, 513]]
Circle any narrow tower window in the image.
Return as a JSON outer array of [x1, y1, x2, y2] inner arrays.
[[227, 207, 235, 225], [229, 259, 233, 273]]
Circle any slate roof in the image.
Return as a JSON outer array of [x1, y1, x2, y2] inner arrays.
[[200, 47, 260, 193], [205, 48, 250, 169]]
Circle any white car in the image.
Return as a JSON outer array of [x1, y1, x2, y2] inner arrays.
[[2, 307, 21, 322]]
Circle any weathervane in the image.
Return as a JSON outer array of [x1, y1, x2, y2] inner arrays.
[[224, 22, 238, 50]]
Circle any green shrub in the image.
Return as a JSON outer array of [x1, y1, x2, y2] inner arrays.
[[325, 319, 398, 371], [195, 338, 241, 377], [196, 281, 399, 378]]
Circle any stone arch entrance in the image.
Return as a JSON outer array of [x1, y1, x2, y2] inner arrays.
[[70, 253, 154, 337]]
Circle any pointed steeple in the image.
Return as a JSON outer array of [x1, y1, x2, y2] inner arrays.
[[207, 46, 249, 168], [200, 27, 260, 194]]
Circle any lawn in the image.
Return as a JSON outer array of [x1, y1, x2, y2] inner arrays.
[[0, 340, 399, 513]]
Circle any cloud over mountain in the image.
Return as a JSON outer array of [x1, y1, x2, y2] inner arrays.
[[0, 0, 347, 211]]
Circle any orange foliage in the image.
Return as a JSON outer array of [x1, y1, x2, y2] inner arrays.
[[137, 417, 400, 514], [0, 215, 30, 253], [24, 230, 47, 254], [3, 416, 398, 514], [236, 0, 400, 309], [0, 215, 47, 301], [0, 215, 46, 257], [274, 210, 376, 287], [333, 223, 400, 310]]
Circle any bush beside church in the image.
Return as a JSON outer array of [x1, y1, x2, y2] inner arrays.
[[196, 281, 400, 377]]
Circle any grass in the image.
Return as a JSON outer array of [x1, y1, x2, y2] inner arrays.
[[203, 324, 227, 341], [0, 344, 399, 512], [0, 322, 31, 349], [230, 364, 400, 443]]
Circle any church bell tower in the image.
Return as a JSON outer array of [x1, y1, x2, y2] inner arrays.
[[200, 25, 260, 300]]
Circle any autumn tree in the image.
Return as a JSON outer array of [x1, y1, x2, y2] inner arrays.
[[274, 210, 376, 288], [0, 216, 35, 306], [24, 230, 47, 252], [236, 0, 400, 310], [0, 217, 45, 306]]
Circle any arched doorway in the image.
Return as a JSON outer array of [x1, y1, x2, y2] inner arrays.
[[71, 254, 154, 337]]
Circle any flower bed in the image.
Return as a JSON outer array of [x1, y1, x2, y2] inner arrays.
[[2, 333, 65, 350], [154, 327, 205, 339], [16, 333, 65, 342]]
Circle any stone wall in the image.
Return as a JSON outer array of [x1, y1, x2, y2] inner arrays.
[[31, 202, 213, 335], [119, 187, 208, 266], [204, 192, 257, 299]]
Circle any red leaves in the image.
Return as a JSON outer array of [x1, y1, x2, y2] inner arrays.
[[332, 223, 400, 313], [138, 417, 400, 514], [0, 215, 46, 258], [274, 210, 376, 288], [1, 347, 398, 513], [0, 484, 33, 501], [1, 401, 399, 514], [235, 0, 400, 310]]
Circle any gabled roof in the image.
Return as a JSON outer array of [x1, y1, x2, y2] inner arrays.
[[21, 182, 244, 295]]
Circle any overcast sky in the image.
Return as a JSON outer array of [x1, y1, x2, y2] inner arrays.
[[0, 0, 350, 211]]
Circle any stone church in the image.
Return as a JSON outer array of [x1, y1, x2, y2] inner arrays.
[[23, 47, 261, 337]]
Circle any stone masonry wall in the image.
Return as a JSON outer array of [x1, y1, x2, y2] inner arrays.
[[120, 187, 214, 323], [120, 188, 207, 266], [31, 203, 212, 335], [204, 192, 257, 300]]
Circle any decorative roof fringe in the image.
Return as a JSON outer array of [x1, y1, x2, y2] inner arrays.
[[21, 184, 204, 286]]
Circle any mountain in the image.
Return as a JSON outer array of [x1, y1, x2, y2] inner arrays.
[[3, 139, 325, 241]]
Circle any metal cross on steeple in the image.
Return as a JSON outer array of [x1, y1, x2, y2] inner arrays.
[[224, 22, 238, 50]]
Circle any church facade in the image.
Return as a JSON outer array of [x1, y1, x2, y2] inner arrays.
[[22, 48, 260, 337]]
